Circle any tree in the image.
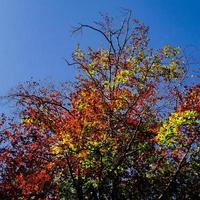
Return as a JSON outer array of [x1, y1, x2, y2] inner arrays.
[[0, 11, 199, 199]]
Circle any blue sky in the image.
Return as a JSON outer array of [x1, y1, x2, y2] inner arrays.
[[0, 0, 200, 98]]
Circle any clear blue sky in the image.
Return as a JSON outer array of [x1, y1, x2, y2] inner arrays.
[[0, 0, 200, 97]]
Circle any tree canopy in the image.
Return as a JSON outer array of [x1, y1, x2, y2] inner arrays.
[[0, 12, 199, 200]]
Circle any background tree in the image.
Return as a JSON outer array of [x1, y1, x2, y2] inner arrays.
[[0, 11, 199, 199]]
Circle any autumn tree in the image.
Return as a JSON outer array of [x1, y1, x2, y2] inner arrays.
[[0, 11, 199, 199]]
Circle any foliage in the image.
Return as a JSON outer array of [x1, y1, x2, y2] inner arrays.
[[0, 11, 199, 200]]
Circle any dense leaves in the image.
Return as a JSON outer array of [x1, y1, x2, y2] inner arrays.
[[0, 12, 199, 199]]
